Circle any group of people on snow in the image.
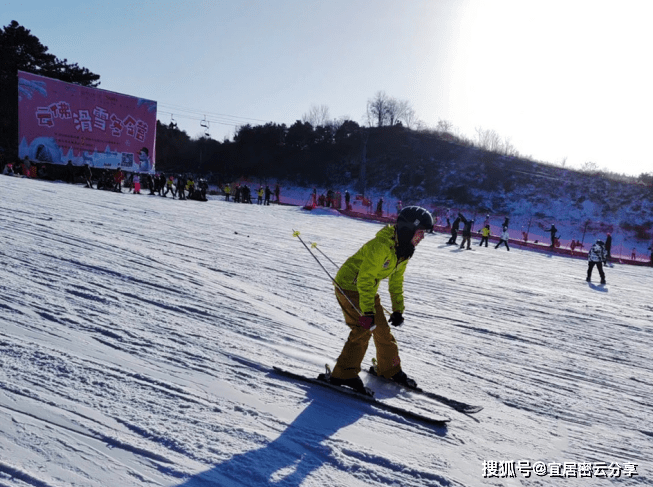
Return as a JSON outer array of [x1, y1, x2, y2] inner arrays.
[[222, 183, 280, 205], [308, 188, 340, 209], [2, 158, 209, 202], [3, 156, 48, 179], [88, 168, 209, 201], [446, 213, 510, 251]]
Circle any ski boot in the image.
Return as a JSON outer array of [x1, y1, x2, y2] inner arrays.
[[318, 364, 371, 395], [390, 370, 419, 389], [329, 375, 368, 394], [370, 359, 418, 389]]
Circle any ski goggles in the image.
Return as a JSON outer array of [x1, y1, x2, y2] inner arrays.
[[411, 229, 425, 247]]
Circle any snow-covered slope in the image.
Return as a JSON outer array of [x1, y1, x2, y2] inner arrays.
[[0, 176, 651, 486]]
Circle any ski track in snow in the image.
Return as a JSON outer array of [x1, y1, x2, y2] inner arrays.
[[0, 176, 651, 486]]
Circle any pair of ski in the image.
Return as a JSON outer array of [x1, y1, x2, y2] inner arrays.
[[273, 361, 482, 427], [366, 359, 483, 415]]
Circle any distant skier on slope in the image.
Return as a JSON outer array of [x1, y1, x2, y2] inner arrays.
[[447, 215, 461, 245], [459, 213, 473, 250], [325, 206, 433, 394], [495, 219, 511, 251], [479, 224, 490, 247], [586, 239, 607, 284], [545, 224, 559, 248]]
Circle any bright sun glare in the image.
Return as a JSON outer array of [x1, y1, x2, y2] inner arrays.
[[449, 0, 652, 173]]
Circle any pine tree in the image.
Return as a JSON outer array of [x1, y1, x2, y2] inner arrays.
[[0, 20, 100, 158]]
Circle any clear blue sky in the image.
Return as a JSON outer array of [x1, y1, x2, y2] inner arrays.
[[4, 0, 652, 176]]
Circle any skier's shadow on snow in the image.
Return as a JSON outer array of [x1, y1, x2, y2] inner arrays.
[[587, 282, 609, 293], [175, 381, 447, 487]]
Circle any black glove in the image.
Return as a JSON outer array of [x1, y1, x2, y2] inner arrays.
[[389, 311, 404, 327], [358, 312, 376, 331]]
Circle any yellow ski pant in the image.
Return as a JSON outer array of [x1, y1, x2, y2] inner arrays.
[[331, 288, 402, 380]]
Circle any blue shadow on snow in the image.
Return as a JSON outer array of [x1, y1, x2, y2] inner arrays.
[[174, 377, 447, 486]]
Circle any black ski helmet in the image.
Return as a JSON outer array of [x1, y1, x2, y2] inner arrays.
[[396, 206, 433, 233]]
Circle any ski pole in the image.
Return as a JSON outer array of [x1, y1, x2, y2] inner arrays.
[[296, 232, 394, 319], [293, 230, 363, 316], [310, 239, 397, 317], [308, 241, 339, 268]]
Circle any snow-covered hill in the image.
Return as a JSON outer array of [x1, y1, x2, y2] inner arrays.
[[0, 176, 651, 486]]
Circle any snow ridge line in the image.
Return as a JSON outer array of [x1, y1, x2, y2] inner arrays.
[[0, 462, 53, 487], [0, 387, 178, 465]]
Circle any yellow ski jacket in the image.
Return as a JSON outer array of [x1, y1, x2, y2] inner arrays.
[[335, 225, 408, 314]]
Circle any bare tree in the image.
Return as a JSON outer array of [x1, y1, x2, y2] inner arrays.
[[401, 105, 423, 130], [366, 92, 420, 128], [581, 161, 599, 173], [436, 119, 454, 134], [475, 127, 502, 152], [384, 98, 403, 126], [366, 91, 392, 127], [502, 136, 519, 157], [302, 104, 331, 127]]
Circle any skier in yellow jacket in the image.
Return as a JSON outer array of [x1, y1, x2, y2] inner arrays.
[[327, 206, 433, 394]]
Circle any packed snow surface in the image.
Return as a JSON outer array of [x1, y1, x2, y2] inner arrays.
[[0, 176, 651, 486]]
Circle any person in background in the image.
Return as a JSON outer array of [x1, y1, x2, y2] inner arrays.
[[177, 175, 186, 200], [479, 224, 490, 247], [13, 160, 23, 177], [133, 173, 141, 194], [83, 164, 93, 188], [264, 185, 271, 205], [241, 184, 251, 203], [587, 239, 607, 284], [274, 183, 281, 203], [447, 214, 461, 245], [66, 160, 75, 184], [224, 182, 231, 201], [605, 233, 612, 261], [495, 220, 510, 251], [459, 213, 474, 250], [545, 224, 559, 248], [326, 189, 335, 208], [22, 156, 31, 177], [163, 176, 175, 197], [344, 190, 351, 210], [113, 167, 124, 192], [186, 176, 195, 199], [145, 174, 155, 195]]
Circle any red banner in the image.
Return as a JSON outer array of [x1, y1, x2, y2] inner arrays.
[[18, 71, 156, 172]]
